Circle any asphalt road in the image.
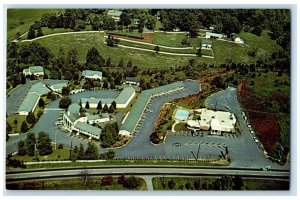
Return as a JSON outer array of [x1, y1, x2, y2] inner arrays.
[[6, 167, 289, 181]]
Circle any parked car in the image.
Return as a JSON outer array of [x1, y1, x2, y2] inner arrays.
[[173, 142, 181, 147]]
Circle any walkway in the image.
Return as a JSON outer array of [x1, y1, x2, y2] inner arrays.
[[19, 30, 104, 43], [140, 176, 154, 191]]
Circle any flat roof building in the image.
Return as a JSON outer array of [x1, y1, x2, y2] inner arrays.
[[82, 70, 103, 80], [23, 66, 44, 76]]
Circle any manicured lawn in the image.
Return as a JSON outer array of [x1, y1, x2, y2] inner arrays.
[[7, 115, 27, 133], [118, 40, 197, 54], [201, 49, 214, 57], [22, 32, 198, 68], [7, 176, 147, 190], [12, 144, 71, 162], [160, 105, 176, 131], [7, 9, 62, 41], [153, 32, 190, 47]]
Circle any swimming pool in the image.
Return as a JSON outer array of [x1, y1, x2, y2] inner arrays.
[[174, 109, 190, 121]]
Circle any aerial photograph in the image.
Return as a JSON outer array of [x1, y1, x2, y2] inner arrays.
[[5, 8, 291, 191]]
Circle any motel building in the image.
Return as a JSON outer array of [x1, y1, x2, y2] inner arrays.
[[187, 109, 237, 135], [82, 70, 103, 80], [62, 103, 110, 140], [23, 66, 44, 76]]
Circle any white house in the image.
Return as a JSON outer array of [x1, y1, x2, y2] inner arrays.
[[82, 70, 102, 80], [107, 10, 122, 22], [205, 32, 224, 39], [23, 66, 44, 76], [232, 35, 245, 44], [48, 83, 68, 93], [200, 40, 212, 49]]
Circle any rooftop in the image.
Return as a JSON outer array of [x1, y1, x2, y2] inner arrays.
[[17, 92, 40, 113], [120, 82, 185, 133], [126, 77, 139, 83], [29, 66, 44, 73], [29, 82, 50, 95], [206, 32, 224, 37], [50, 82, 68, 90], [74, 122, 102, 138], [115, 87, 135, 104], [82, 70, 102, 77], [107, 10, 122, 17]]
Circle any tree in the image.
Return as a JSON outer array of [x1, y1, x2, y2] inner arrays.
[[124, 176, 142, 189], [108, 104, 114, 113], [168, 179, 176, 189], [232, 175, 244, 190], [100, 122, 118, 147], [26, 111, 36, 124], [194, 179, 201, 190], [102, 80, 108, 89], [6, 122, 12, 133], [25, 132, 36, 156], [127, 60, 133, 68], [118, 175, 126, 185], [21, 121, 28, 133], [36, 27, 44, 37], [77, 143, 85, 160], [85, 47, 105, 67], [117, 58, 124, 68], [106, 149, 115, 159], [111, 101, 117, 110], [27, 25, 36, 39], [101, 175, 114, 186], [85, 142, 99, 160], [62, 86, 70, 95], [37, 132, 53, 156], [85, 101, 90, 109], [97, 100, 102, 110], [38, 98, 45, 107], [20, 74, 26, 84], [119, 12, 131, 27], [103, 104, 109, 112], [154, 45, 160, 53], [196, 48, 202, 57], [106, 57, 112, 67], [17, 140, 27, 156], [59, 97, 72, 109]]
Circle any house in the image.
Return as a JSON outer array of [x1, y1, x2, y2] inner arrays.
[[125, 77, 139, 86], [107, 9, 122, 22], [82, 70, 102, 80], [232, 35, 245, 44], [200, 40, 212, 49], [23, 66, 44, 76], [205, 32, 224, 39], [209, 25, 216, 30], [48, 82, 68, 93]]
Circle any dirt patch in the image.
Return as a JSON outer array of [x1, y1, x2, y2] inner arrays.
[[110, 32, 154, 43]]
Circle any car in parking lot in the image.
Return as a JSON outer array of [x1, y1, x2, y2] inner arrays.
[[54, 121, 63, 126], [173, 142, 181, 147]]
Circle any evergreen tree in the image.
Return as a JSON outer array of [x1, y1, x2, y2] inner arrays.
[[77, 143, 85, 159], [117, 58, 124, 68], [108, 105, 114, 113], [127, 60, 133, 68], [27, 25, 36, 39], [111, 101, 117, 109], [25, 132, 36, 156], [85, 101, 90, 109], [106, 57, 111, 67], [36, 27, 44, 37], [17, 140, 27, 156], [103, 104, 109, 112], [21, 121, 28, 133], [26, 111, 36, 124], [85, 142, 99, 160], [97, 101, 102, 110], [38, 98, 45, 107], [37, 132, 53, 156]]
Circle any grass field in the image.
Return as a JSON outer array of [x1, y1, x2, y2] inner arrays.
[[11, 144, 71, 162], [22, 32, 198, 68], [7, 9, 62, 42], [152, 32, 190, 47], [174, 123, 188, 132], [118, 40, 197, 54], [7, 115, 27, 133], [6, 176, 147, 190]]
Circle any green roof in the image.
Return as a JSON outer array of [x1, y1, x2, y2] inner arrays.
[[86, 113, 110, 121], [29, 83, 50, 95], [68, 103, 80, 114], [120, 82, 185, 133], [50, 83, 67, 90], [74, 122, 102, 137], [17, 92, 40, 113], [81, 97, 115, 105], [115, 87, 135, 104], [82, 70, 102, 78], [29, 66, 44, 73]]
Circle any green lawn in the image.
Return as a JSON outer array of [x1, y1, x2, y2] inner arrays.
[[7, 115, 27, 133], [12, 144, 71, 162], [7, 177, 147, 190], [118, 40, 197, 54], [153, 32, 190, 47], [201, 49, 214, 57], [7, 9, 62, 42], [174, 123, 188, 131], [22, 32, 198, 68], [239, 30, 283, 54]]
